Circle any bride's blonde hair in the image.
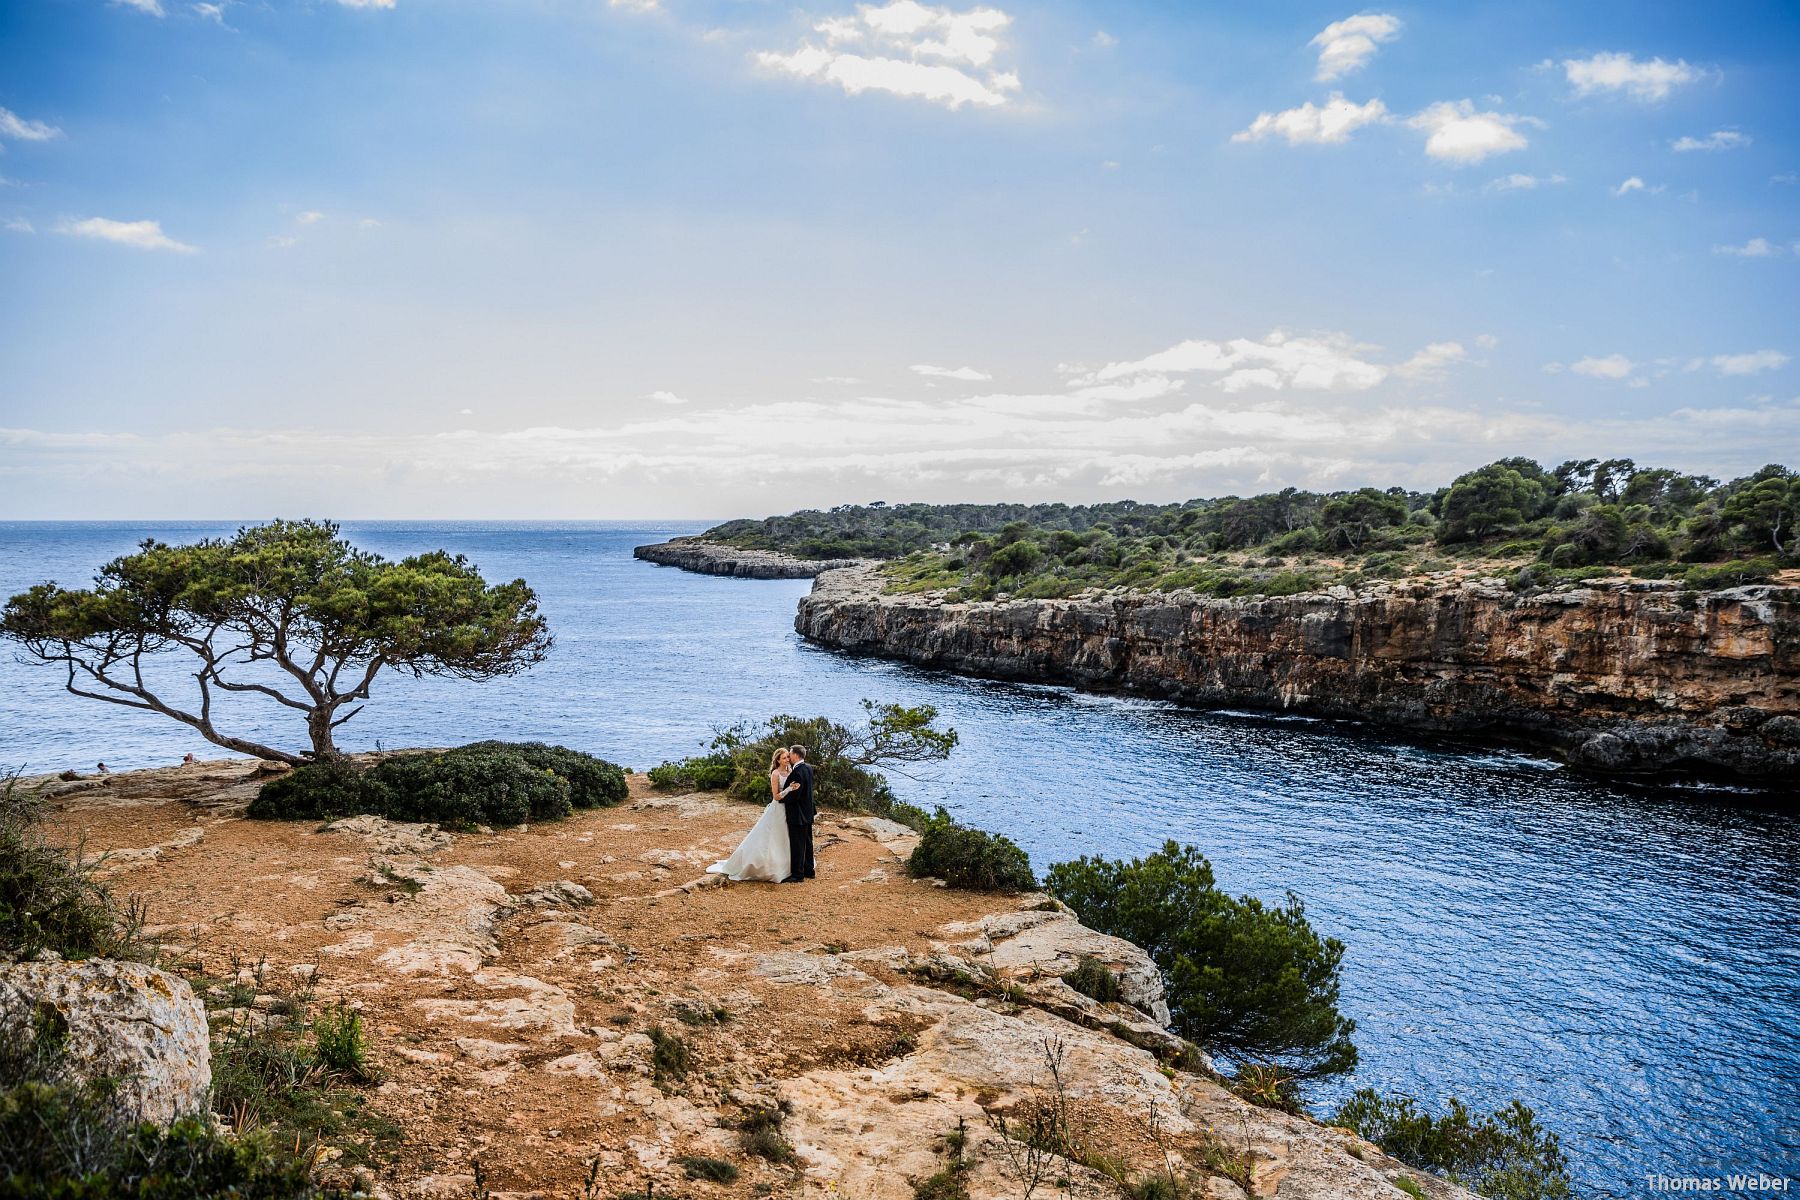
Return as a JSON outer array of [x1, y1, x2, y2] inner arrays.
[[768, 747, 788, 773]]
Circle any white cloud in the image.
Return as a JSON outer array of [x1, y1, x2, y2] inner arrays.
[[3, 218, 33, 234], [645, 390, 689, 404], [755, 2, 1021, 110], [1672, 129, 1749, 153], [912, 364, 993, 381], [1090, 30, 1116, 49], [0, 107, 61, 142], [357, 217, 382, 229], [193, 2, 226, 21], [1085, 329, 1459, 394], [609, 0, 662, 11], [1562, 52, 1701, 102], [1571, 354, 1635, 380], [266, 234, 297, 249], [56, 217, 197, 253], [1310, 13, 1401, 82], [1407, 100, 1531, 164], [112, 0, 165, 14], [296, 210, 325, 225], [1714, 237, 1779, 258], [1613, 176, 1646, 196], [334, 0, 396, 8], [1394, 342, 1467, 380], [1231, 94, 1388, 146], [1773, 173, 1798, 186], [1485, 172, 1565, 192], [1712, 350, 1789, 376]]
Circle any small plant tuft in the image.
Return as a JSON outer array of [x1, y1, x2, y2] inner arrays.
[[677, 1154, 738, 1183], [1065, 955, 1124, 1004]]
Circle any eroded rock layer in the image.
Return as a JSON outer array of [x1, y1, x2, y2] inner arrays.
[[796, 565, 1800, 781], [634, 536, 867, 580]]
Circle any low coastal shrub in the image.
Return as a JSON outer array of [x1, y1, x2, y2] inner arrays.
[[1332, 1088, 1574, 1200], [736, 1104, 796, 1164], [1045, 842, 1357, 1092], [907, 809, 1036, 893], [1064, 955, 1124, 1005], [247, 742, 627, 830], [1, 774, 148, 963], [647, 752, 735, 791], [1681, 557, 1779, 590], [460, 740, 627, 808], [0, 1000, 323, 1198]]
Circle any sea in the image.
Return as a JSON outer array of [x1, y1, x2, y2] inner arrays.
[[1, 520, 1795, 1196]]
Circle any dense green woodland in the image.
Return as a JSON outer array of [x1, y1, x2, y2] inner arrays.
[[705, 458, 1798, 600]]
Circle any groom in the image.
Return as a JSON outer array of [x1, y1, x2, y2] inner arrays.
[[778, 745, 816, 884]]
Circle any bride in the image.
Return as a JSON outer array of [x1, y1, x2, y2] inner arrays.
[[706, 748, 794, 883]]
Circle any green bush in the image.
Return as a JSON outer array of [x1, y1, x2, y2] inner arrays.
[[1681, 557, 1780, 590], [364, 748, 567, 826], [1045, 842, 1356, 1088], [248, 742, 627, 829], [460, 741, 627, 808], [907, 809, 1035, 893], [1, 776, 149, 963], [0, 1001, 321, 1199], [1065, 955, 1124, 1004], [1332, 1088, 1574, 1200], [647, 753, 736, 791], [244, 761, 367, 821], [311, 1004, 374, 1083], [736, 1105, 796, 1164], [678, 1155, 738, 1183]]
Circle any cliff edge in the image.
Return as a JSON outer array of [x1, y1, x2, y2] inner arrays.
[[37, 760, 1465, 1200], [796, 565, 1800, 782], [635, 536, 872, 580]]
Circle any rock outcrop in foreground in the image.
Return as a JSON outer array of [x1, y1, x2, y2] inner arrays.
[[37, 760, 1470, 1200], [796, 565, 1800, 781], [635, 536, 870, 580], [0, 958, 212, 1124]]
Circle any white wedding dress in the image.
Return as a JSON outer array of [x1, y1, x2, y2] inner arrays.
[[706, 773, 793, 883]]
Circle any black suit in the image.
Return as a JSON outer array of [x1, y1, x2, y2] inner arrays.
[[781, 761, 816, 879]]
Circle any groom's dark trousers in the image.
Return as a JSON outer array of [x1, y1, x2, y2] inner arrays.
[[782, 760, 817, 879]]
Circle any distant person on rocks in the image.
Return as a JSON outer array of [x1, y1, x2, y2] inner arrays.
[[182, 753, 196, 766], [95, 761, 109, 775]]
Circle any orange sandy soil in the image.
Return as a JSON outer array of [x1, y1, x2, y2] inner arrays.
[[38, 762, 1047, 1196]]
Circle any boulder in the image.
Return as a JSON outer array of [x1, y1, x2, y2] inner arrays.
[[0, 959, 211, 1124]]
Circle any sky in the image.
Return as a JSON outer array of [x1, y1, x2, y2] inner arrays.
[[1, 0, 1797, 520]]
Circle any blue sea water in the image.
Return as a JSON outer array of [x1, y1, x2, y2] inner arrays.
[[1, 520, 1795, 1195]]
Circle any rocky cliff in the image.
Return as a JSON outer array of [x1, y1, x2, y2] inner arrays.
[[635, 536, 870, 579], [796, 565, 1800, 782], [34, 760, 1472, 1200]]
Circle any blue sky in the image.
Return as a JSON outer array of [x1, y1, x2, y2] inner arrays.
[[1, 0, 1796, 518]]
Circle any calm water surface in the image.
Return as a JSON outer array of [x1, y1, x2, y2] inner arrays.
[[2, 521, 1795, 1195]]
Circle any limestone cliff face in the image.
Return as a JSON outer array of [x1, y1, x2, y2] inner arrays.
[[634, 536, 868, 580], [797, 566, 1800, 781]]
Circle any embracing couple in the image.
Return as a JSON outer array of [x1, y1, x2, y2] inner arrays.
[[705, 746, 816, 885]]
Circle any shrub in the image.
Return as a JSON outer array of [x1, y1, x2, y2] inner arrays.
[[1681, 557, 1780, 591], [460, 741, 627, 808], [249, 742, 627, 829], [364, 748, 566, 826], [1, 775, 148, 963], [244, 760, 367, 821], [1332, 1088, 1574, 1200], [648, 1026, 690, 1086], [737, 1105, 795, 1163], [0, 1001, 320, 1198], [312, 1004, 375, 1083], [1064, 955, 1123, 1005], [647, 753, 735, 791], [1045, 843, 1356, 1088], [907, 809, 1035, 893], [678, 1155, 739, 1183]]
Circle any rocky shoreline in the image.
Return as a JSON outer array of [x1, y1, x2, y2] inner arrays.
[[793, 565, 1800, 783], [634, 536, 870, 580], [8, 759, 1469, 1200]]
